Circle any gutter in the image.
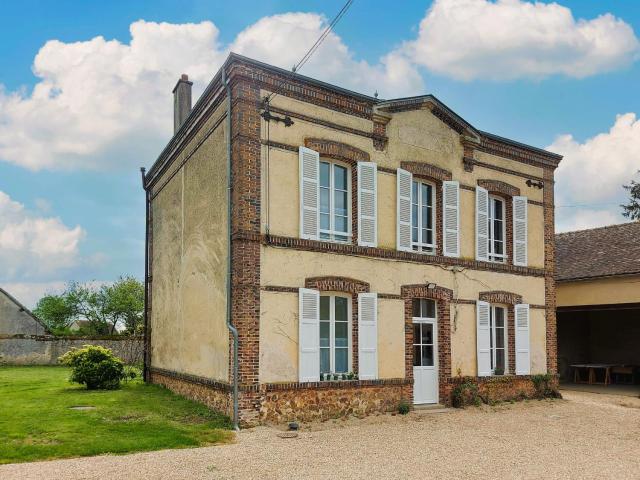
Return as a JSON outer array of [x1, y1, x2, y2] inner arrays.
[[140, 167, 150, 382], [222, 68, 240, 431]]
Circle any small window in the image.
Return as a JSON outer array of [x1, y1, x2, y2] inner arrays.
[[319, 294, 351, 374], [411, 180, 436, 253], [488, 196, 506, 262], [320, 161, 350, 243], [490, 305, 507, 375], [412, 298, 437, 319]]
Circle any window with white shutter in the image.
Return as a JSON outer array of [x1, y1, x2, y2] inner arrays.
[[299, 288, 320, 382], [396, 168, 413, 252], [513, 196, 528, 266], [357, 162, 377, 247], [476, 186, 489, 261], [476, 300, 491, 377], [515, 303, 531, 375], [358, 293, 378, 380], [442, 181, 460, 257], [299, 147, 320, 240]]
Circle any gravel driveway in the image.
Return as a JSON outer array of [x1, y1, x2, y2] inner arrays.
[[2, 390, 639, 479]]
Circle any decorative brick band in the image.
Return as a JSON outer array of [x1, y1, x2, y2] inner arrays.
[[479, 290, 523, 305], [305, 276, 370, 294], [477, 179, 521, 197], [401, 284, 453, 301], [263, 377, 409, 391], [262, 234, 548, 278], [401, 161, 452, 181], [304, 138, 370, 164]]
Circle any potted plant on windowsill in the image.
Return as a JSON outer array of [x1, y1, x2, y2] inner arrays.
[[494, 367, 505, 376]]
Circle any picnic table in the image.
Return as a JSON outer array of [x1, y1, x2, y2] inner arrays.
[[570, 364, 617, 385]]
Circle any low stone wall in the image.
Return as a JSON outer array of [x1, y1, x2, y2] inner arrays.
[[444, 374, 560, 406], [0, 334, 143, 365]]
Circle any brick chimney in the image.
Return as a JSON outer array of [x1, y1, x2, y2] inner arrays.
[[173, 73, 193, 134]]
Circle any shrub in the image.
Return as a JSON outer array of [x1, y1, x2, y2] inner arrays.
[[59, 345, 125, 390], [451, 382, 482, 408], [397, 399, 411, 415], [531, 374, 562, 399]]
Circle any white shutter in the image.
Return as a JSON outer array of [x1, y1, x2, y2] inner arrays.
[[515, 304, 531, 375], [298, 288, 320, 382], [476, 301, 491, 377], [476, 186, 489, 261], [299, 147, 320, 240], [358, 293, 378, 380], [397, 168, 413, 252], [513, 196, 528, 266], [442, 181, 460, 257], [358, 162, 378, 247]]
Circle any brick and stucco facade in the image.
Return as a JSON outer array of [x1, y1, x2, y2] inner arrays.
[[143, 54, 562, 426]]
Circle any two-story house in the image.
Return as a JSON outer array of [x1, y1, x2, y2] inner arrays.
[[142, 54, 562, 426]]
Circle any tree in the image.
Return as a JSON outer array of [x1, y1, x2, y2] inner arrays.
[[33, 276, 145, 335], [621, 171, 640, 220], [33, 294, 75, 334]]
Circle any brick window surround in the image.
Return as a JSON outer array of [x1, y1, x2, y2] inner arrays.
[[304, 138, 370, 247], [401, 161, 453, 258], [478, 179, 520, 266], [401, 284, 453, 404], [305, 276, 370, 375], [479, 290, 523, 375]]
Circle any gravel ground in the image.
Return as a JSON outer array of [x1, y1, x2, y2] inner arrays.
[[2, 390, 639, 480]]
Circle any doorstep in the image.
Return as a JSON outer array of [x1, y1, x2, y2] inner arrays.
[[413, 404, 450, 414]]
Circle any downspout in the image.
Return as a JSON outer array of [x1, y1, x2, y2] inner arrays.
[[222, 68, 240, 431], [140, 167, 150, 382]]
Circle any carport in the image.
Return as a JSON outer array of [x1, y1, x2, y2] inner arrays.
[[555, 223, 640, 390]]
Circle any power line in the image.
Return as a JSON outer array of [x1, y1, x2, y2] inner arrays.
[[265, 0, 354, 104]]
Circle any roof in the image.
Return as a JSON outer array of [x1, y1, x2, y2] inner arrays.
[[556, 222, 640, 282], [145, 53, 562, 187], [0, 286, 49, 333]]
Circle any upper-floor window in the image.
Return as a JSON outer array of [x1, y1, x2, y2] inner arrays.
[[488, 196, 505, 262], [320, 161, 350, 242], [319, 293, 351, 374], [411, 180, 436, 253]]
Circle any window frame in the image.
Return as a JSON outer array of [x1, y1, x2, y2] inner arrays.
[[319, 159, 352, 243], [411, 179, 437, 254], [489, 304, 508, 375], [319, 292, 352, 375], [411, 298, 438, 368], [488, 195, 506, 263]]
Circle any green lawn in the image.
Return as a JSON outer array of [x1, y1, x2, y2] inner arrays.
[[0, 366, 233, 464]]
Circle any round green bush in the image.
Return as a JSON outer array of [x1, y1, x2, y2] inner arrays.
[[59, 345, 125, 390]]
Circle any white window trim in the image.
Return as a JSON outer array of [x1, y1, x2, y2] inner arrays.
[[411, 179, 437, 254], [490, 304, 508, 375], [319, 160, 352, 243], [320, 292, 352, 374], [488, 195, 506, 263]]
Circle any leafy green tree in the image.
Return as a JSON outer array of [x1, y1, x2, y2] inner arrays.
[[33, 294, 75, 334], [621, 171, 640, 220]]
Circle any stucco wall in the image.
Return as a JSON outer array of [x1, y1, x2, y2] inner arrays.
[[0, 291, 46, 336], [259, 246, 547, 382], [149, 102, 229, 381], [557, 275, 640, 307], [0, 335, 143, 365]]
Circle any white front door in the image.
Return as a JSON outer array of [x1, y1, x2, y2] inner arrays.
[[413, 318, 438, 404]]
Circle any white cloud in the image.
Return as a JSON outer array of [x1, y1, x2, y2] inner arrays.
[[0, 281, 67, 309], [402, 0, 639, 81], [0, 15, 422, 172], [0, 191, 85, 280], [549, 113, 639, 232]]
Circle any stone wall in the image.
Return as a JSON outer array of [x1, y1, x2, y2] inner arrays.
[[0, 335, 143, 365]]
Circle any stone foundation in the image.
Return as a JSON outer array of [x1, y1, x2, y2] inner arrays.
[[444, 374, 560, 406]]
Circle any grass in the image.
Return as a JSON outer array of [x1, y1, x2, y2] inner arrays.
[[0, 366, 233, 464]]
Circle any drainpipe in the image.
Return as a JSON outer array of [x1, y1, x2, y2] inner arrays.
[[222, 68, 240, 431], [140, 167, 150, 382]]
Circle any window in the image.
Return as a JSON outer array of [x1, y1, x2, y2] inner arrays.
[[412, 299, 437, 368], [490, 306, 507, 375], [411, 180, 436, 253], [319, 294, 351, 374], [488, 196, 506, 262], [320, 161, 350, 242]]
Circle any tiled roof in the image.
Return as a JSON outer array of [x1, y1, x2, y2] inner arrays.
[[555, 222, 640, 281]]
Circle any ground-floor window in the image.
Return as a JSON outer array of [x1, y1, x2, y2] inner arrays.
[[320, 294, 351, 374], [412, 299, 436, 367], [490, 305, 507, 375]]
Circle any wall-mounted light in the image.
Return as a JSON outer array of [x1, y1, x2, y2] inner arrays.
[[526, 179, 544, 189], [427, 283, 436, 290]]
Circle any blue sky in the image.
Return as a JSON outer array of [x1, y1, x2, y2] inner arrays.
[[1, 0, 639, 306]]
